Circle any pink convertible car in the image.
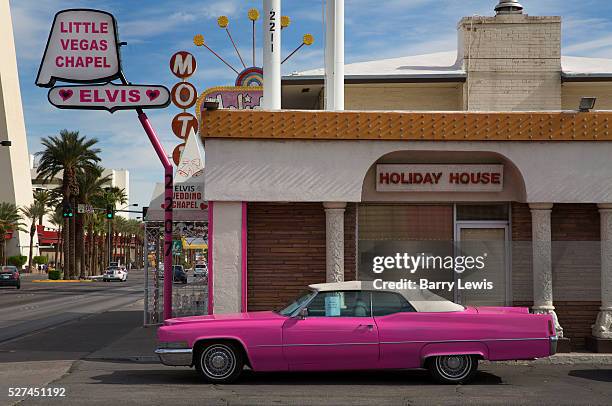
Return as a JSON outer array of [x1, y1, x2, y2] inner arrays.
[[156, 281, 557, 384]]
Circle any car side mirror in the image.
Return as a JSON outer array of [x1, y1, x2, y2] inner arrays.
[[297, 307, 308, 319]]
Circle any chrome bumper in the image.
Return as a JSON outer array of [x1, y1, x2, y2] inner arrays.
[[549, 335, 558, 356], [155, 348, 193, 366]]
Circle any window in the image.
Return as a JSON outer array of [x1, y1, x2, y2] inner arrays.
[[456, 204, 509, 221], [275, 290, 317, 316], [306, 291, 371, 317], [371, 291, 415, 316]]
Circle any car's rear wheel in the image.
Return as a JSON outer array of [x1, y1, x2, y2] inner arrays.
[[195, 342, 243, 383], [427, 355, 477, 384]]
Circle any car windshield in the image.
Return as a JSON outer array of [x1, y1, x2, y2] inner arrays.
[[1, 266, 16, 273], [274, 290, 317, 316]]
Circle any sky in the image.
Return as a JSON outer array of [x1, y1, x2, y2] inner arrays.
[[8, 0, 612, 210]]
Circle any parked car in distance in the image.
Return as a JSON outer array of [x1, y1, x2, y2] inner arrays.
[[156, 281, 557, 385], [0, 266, 20, 289], [172, 265, 187, 284], [102, 267, 128, 282], [193, 264, 208, 281]]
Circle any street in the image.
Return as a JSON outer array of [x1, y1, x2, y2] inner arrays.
[[0, 272, 144, 343], [0, 272, 611, 406]]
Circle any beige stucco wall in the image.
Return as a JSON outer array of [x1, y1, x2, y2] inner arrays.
[[0, 1, 36, 258], [204, 138, 612, 204], [562, 82, 612, 110], [344, 83, 462, 111]]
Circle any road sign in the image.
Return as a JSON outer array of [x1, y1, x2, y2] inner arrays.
[[77, 204, 95, 214], [171, 82, 197, 109], [48, 83, 170, 112], [171, 113, 198, 139], [36, 9, 121, 87], [169, 51, 197, 79]]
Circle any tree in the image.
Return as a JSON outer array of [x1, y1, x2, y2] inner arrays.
[[0, 203, 26, 266], [49, 208, 64, 269], [94, 186, 127, 267], [36, 130, 101, 278], [33, 189, 55, 225], [76, 165, 110, 277], [21, 201, 46, 272]]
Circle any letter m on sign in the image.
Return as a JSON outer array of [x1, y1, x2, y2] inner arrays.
[[170, 51, 196, 79]]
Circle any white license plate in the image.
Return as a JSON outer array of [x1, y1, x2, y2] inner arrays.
[[1, 275, 10, 279]]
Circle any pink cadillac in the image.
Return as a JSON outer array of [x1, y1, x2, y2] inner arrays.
[[156, 281, 557, 384]]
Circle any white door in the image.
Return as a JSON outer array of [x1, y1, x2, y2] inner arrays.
[[455, 223, 509, 306]]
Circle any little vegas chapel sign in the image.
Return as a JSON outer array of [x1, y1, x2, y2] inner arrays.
[[36, 9, 169, 112]]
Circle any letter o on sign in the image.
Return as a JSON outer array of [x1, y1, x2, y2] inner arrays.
[[171, 82, 197, 109], [170, 51, 196, 79]]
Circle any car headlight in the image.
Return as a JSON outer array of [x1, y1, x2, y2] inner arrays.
[[158, 341, 190, 349]]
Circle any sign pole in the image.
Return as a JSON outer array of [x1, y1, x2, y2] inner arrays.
[[137, 109, 174, 320], [36, 8, 174, 320]]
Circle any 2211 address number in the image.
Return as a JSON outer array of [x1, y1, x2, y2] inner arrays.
[[8, 387, 66, 397]]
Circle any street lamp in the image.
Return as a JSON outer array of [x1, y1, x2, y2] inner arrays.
[[1, 140, 11, 147]]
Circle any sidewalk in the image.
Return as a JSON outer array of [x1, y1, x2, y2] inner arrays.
[[86, 322, 159, 363], [92, 320, 612, 366]]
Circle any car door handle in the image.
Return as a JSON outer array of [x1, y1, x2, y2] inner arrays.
[[359, 324, 374, 330]]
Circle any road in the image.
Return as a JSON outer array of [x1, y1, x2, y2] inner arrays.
[[0, 272, 144, 343], [10, 361, 612, 406], [0, 272, 611, 405]]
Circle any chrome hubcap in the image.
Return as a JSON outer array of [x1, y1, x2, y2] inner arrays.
[[436, 355, 471, 380], [202, 344, 236, 379]]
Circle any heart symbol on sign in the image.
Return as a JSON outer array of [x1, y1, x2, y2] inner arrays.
[[146, 89, 160, 101], [59, 89, 73, 101]]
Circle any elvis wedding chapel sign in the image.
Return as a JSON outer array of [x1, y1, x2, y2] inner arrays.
[[35, 8, 174, 320]]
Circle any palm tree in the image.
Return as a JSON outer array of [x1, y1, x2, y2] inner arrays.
[[94, 186, 127, 267], [33, 189, 55, 225], [21, 202, 46, 272], [0, 203, 26, 266], [36, 130, 101, 278], [76, 165, 110, 277], [49, 208, 64, 269]]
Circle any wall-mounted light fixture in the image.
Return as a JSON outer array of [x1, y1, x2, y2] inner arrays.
[[579, 97, 597, 112]]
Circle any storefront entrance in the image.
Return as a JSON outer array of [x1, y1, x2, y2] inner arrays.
[[358, 204, 510, 306], [455, 223, 509, 306]]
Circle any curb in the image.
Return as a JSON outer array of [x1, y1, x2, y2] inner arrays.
[[482, 353, 612, 366], [85, 355, 160, 363], [32, 279, 94, 283]]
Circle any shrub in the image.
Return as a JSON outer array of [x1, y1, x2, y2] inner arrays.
[[7, 255, 27, 267], [33, 256, 48, 265], [48, 270, 62, 280]]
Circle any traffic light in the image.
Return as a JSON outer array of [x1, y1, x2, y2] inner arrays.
[[62, 202, 73, 218], [105, 205, 114, 219]]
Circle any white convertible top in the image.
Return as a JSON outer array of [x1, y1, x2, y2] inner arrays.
[[308, 281, 464, 313]]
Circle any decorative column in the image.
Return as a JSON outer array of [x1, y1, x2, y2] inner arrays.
[[530, 203, 563, 337], [324, 202, 346, 283], [593, 204, 612, 339]]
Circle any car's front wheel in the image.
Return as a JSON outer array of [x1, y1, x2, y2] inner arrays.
[[427, 355, 477, 384], [195, 342, 243, 383]]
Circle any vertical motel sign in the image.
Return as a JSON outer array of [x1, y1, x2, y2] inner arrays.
[[35, 9, 176, 320]]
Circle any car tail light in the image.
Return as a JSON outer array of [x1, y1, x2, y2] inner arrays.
[[13, 272, 19, 280], [548, 319, 554, 336]]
